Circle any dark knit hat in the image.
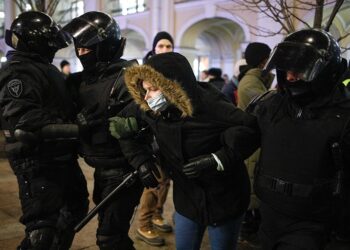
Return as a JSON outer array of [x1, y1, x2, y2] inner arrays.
[[245, 42, 271, 67], [60, 59, 70, 69], [208, 67, 222, 78], [152, 31, 174, 53]]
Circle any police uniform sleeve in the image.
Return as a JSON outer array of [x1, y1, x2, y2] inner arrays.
[[203, 93, 262, 171], [0, 73, 56, 132]]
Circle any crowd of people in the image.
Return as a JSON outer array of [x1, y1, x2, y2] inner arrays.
[[0, 10, 349, 250]]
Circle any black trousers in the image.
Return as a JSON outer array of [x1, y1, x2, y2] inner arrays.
[[258, 203, 330, 250], [93, 167, 143, 250], [11, 158, 89, 248]]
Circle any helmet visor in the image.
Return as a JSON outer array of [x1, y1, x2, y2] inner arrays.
[[264, 41, 327, 82], [62, 18, 110, 48], [49, 25, 73, 49]]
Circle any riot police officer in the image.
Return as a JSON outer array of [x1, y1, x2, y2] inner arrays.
[[63, 11, 157, 250], [0, 11, 89, 250], [251, 29, 350, 249]]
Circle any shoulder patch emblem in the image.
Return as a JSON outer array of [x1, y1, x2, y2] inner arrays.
[[7, 79, 23, 98]]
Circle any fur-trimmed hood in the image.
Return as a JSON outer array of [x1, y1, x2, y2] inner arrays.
[[124, 52, 198, 117]]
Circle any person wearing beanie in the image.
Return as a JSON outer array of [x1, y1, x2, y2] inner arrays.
[[143, 31, 174, 63], [109, 52, 260, 250], [237, 42, 274, 247], [135, 31, 175, 246]]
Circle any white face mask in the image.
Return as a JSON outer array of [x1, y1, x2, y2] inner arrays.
[[146, 92, 169, 112]]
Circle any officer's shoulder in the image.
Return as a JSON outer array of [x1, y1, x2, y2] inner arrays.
[[66, 72, 82, 84], [246, 89, 277, 112], [5, 59, 40, 76], [123, 59, 139, 68], [0, 61, 23, 89], [114, 59, 139, 69]]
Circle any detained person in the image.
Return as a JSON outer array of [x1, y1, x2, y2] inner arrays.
[[109, 52, 260, 250]]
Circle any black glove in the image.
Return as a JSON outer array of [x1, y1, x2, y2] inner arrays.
[[138, 161, 161, 188], [76, 104, 103, 133], [183, 154, 217, 178]]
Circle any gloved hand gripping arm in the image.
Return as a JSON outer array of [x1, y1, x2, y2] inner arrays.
[[182, 153, 224, 178]]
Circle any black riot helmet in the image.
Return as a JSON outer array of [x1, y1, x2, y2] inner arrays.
[[63, 11, 125, 62], [5, 11, 71, 62], [264, 28, 344, 100]]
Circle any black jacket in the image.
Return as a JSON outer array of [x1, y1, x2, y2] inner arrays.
[[74, 58, 143, 168], [253, 80, 350, 221], [0, 51, 77, 159], [121, 52, 260, 225]]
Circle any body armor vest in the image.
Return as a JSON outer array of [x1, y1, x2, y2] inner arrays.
[[78, 60, 134, 167], [255, 94, 350, 220]]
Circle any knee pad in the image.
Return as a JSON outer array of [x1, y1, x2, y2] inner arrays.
[[28, 227, 55, 250], [50, 208, 76, 250]]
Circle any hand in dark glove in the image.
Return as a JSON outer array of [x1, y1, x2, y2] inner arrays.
[[76, 104, 104, 133], [183, 154, 217, 178], [138, 161, 161, 188]]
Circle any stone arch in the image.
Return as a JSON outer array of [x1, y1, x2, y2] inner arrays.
[[121, 28, 147, 61], [175, 11, 250, 48], [121, 23, 151, 50], [177, 16, 247, 79]]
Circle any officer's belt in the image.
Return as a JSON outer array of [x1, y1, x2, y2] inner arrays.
[[256, 174, 334, 198]]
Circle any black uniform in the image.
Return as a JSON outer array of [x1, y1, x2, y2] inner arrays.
[[0, 50, 89, 250], [63, 11, 146, 249], [253, 87, 350, 249], [74, 59, 143, 249], [251, 29, 350, 250]]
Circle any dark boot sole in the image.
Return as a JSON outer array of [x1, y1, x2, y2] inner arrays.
[[136, 232, 165, 246], [153, 223, 173, 233]]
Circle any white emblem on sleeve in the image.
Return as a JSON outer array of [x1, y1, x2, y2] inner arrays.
[[7, 79, 23, 98]]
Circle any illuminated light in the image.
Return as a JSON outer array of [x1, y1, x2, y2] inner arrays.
[[25, 4, 32, 11], [1, 57, 7, 62]]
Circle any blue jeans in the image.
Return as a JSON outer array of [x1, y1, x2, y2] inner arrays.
[[174, 212, 244, 250]]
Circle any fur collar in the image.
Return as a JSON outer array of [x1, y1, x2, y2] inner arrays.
[[124, 64, 193, 117]]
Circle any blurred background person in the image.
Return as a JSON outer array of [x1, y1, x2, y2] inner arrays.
[[199, 69, 210, 82], [60, 59, 71, 78], [143, 31, 174, 62], [208, 67, 225, 90]]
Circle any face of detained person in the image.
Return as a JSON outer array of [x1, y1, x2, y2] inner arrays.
[[143, 81, 162, 100], [155, 39, 173, 54], [142, 80, 169, 112]]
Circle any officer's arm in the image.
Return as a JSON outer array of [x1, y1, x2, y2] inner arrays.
[[0, 74, 59, 132], [213, 125, 260, 171], [14, 124, 79, 145]]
